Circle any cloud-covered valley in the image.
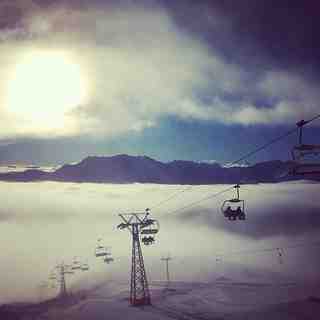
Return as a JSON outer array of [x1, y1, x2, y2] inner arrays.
[[0, 180, 319, 303]]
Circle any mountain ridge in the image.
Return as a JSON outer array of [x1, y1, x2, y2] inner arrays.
[[0, 154, 317, 184]]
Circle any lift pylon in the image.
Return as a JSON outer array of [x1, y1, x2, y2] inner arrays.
[[53, 262, 76, 299], [118, 209, 158, 306], [161, 255, 172, 288], [56, 263, 69, 298]]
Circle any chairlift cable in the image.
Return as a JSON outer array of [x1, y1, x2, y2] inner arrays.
[[215, 239, 320, 259], [227, 127, 298, 167], [151, 185, 193, 210], [154, 112, 320, 216], [164, 185, 234, 216]]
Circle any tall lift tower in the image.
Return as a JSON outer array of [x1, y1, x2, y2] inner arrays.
[[49, 259, 89, 300], [117, 209, 159, 306], [55, 262, 74, 299]]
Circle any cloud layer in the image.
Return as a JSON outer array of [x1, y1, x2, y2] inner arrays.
[[0, 181, 319, 303], [0, 1, 319, 139]]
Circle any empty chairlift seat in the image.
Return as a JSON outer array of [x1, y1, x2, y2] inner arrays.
[[81, 263, 89, 271], [72, 257, 82, 270], [95, 239, 108, 257]]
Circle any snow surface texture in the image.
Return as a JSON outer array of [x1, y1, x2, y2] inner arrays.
[[0, 181, 319, 318], [39, 281, 320, 320]]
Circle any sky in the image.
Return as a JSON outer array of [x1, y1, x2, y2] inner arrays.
[[0, 0, 320, 165]]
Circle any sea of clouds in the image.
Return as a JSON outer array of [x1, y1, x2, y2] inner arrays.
[[0, 180, 319, 304]]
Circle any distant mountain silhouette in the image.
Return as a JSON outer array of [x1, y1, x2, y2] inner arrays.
[[0, 154, 318, 184], [0, 169, 47, 182]]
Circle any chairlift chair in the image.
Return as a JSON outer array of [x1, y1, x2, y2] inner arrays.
[[141, 235, 155, 245], [104, 256, 114, 264], [72, 257, 82, 270], [291, 120, 320, 175], [221, 185, 246, 221], [95, 240, 108, 257], [81, 263, 89, 271], [140, 219, 160, 235], [49, 274, 57, 281]]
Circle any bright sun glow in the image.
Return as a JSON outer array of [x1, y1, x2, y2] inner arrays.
[[6, 50, 88, 134]]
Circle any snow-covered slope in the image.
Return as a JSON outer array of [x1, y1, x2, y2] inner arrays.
[[38, 280, 320, 320]]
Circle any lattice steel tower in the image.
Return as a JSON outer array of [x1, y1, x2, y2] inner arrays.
[[117, 209, 159, 306], [59, 265, 67, 298], [55, 262, 74, 299]]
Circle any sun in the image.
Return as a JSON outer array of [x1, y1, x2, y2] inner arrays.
[[6, 50, 88, 134]]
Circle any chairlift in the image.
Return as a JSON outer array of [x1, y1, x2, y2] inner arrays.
[[291, 120, 320, 175], [72, 257, 82, 270], [95, 239, 108, 257], [221, 185, 246, 221], [104, 256, 114, 264], [49, 274, 57, 281], [140, 218, 160, 235], [140, 209, 159, 245], [141, 235, 155, 246], [81, 263, 89, 271]]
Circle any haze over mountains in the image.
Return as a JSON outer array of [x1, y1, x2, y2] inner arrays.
[[0, 154, 315, 184]]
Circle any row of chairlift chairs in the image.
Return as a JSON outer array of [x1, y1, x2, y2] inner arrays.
[[95, 239, 114, 264], [221, 120, 320, 222], [72, 257, 90, 271], [140, 209, 160, 246], [48, 242, 112, 287], [48, 258, 89, 287]]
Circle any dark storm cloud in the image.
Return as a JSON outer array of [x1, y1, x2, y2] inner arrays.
[[216, 0, 320, 72], [2, 0, 319, 73], [161, 0, 320, 75], [0, 0, 320, 154]]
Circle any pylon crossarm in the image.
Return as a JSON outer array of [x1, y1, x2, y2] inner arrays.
[[119, 213, 150, 232], [118, 214, 133, 233], [117, 222, 130, 230], [133, 213, 148, 224]]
